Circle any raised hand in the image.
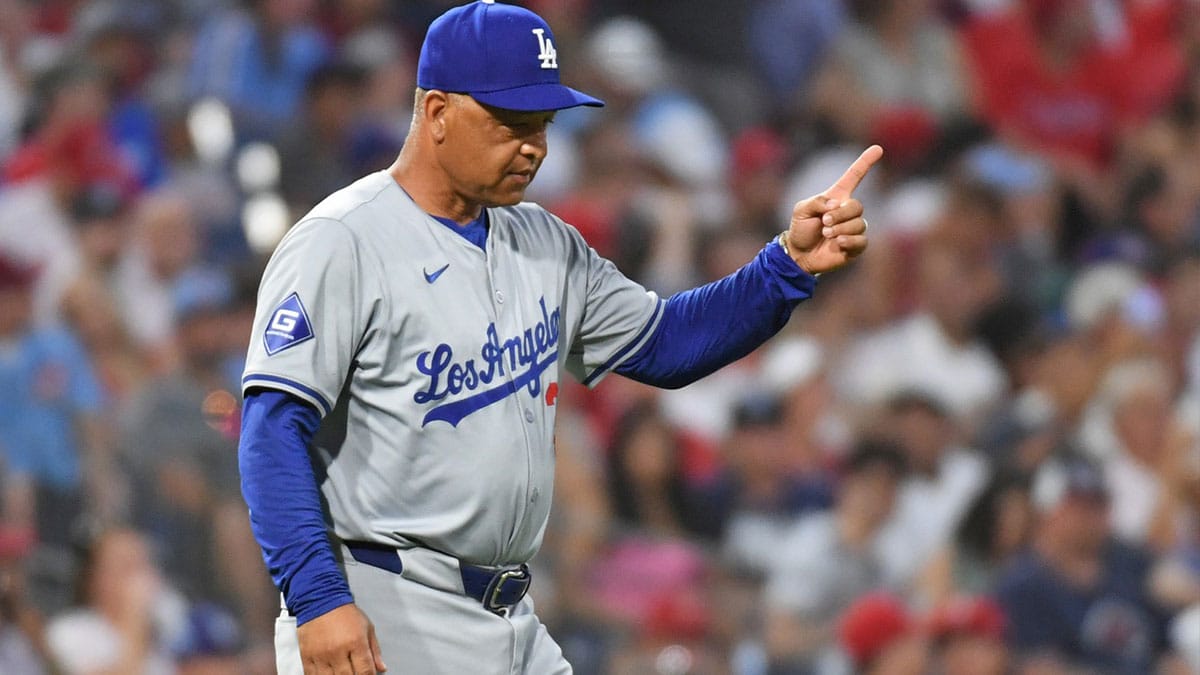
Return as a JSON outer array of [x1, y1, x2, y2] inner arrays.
[[783, 145, 883, 275]]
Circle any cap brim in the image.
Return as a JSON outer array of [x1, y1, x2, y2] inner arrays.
[[470, 83, 604, 112]]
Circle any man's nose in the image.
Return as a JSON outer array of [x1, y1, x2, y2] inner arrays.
[[520, 131, 548, 162]]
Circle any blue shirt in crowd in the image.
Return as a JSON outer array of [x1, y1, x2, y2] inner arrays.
[[0, 327, 103, 489], [995, 542, 1169, 674]]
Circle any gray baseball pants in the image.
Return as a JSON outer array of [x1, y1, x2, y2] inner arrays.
[[275, 550, 571, 674]]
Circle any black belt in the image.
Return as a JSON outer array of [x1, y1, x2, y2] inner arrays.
[[343, 540, 531, 613]]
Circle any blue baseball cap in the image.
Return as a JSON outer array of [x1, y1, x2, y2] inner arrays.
[[417, 0, 604, 112]]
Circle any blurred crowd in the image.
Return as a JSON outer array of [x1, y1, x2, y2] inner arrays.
[[0, 0, 1199, 673]]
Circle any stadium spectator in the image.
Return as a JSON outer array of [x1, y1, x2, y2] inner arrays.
[[548, 118, 646, 261], [67, 182, 129, 278], [276, 62, 372, 217], [587, 405, 716, 671], [996, 455, 1171, 673], [3, 61, 136, 193], [82, 18, 169, 190], [728, 126, 793, 242], [875, 391, 991, 588], [1086, 161, 1200, 274], [1084, 358, 1194, 551], [45, 527, 176, 674], [325, 0, 413, 175], [976, 327, 1096, 473], [809, 0, 973, 167], [600, 406, 699, 538], [716, 391, 837, 577], [834, 236, 1006, 428], [112, 190, 202, 367], [759, 335, 850, 472], [961, 0, 1183, 170], [837, 591, 929, 675], [917, 472, 1034, 605], [746, 0, 847, 108], [924, 595, 1009, 675], [187, 0, 331, 141], [0, 253, 112, 546], [761, 440, 908, 672], [119, 267, 273, 640], [959, 143, 1067, 313], [528, 399, 612, 673], [583, 17, 729, 223], [0, 62, 132, 325], [58, 183, 151, 403]]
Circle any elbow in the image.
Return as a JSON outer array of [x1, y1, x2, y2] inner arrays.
[[655, 375, 698, 390], [635, 369, 706, 390]]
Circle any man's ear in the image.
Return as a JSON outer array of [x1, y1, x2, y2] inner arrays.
[[424, 90, 451, 143]]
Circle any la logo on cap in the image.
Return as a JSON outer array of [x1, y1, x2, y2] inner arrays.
[[532, 28, 557, 69], [416, 0, 603, 111]]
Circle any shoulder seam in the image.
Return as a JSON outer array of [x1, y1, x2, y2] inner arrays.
[[298, 173, 393, 228], [313, 193, 393, 354]]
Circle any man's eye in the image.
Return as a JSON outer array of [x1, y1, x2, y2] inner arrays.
[[509, 118, 553, 132]]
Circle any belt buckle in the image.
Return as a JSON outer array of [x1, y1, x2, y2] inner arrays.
[[483, 564, 531, 613]]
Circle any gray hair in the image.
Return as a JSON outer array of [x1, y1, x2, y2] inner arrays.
[[411, 88, 467, 128]]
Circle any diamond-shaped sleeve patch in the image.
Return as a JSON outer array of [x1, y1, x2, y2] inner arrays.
[[263, 293, 314, 355]]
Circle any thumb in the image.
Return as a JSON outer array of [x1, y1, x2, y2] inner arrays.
[[369, 622, 387, 672], [792, 194, 838, 221], [790, 195, 839, 249]]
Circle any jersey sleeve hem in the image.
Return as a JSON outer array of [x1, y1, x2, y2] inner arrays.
[[294, 592, 356, 626], [580, 296, 665, 388], [764, 238, 819, 296], [242, 373, 335, 417]]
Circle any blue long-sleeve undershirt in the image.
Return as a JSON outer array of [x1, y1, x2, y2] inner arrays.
[[239, 239, 815, 625], [239, 389, 353, 624], [614, 239, 816, 387]]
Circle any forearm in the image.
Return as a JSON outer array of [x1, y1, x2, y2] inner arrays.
[[239, 390, 354, 624], [615, 239, 816, 388]]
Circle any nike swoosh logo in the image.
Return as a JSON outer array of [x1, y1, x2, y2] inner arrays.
[[423, 264, 450, 284]]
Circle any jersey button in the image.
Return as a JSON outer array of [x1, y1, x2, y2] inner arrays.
[[524, 408, 534, 423], [495, 291, 504, 303]]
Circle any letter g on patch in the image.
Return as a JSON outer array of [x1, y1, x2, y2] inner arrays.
[[264, 292, 314, 355]]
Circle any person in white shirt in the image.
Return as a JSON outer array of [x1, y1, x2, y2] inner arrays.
[[834, 243, 1006, 428], [46, 528, 177, 675], [762, 441, 908, 673], [875, 392, 991, 589]]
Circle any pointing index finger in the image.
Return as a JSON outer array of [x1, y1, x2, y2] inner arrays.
[[826, 145, 883, 201]]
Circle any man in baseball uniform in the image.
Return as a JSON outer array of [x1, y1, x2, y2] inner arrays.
[[238, 2, 880, 673]]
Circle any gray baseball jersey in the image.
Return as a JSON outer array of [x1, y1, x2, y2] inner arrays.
[[242, 171, 662, 566]]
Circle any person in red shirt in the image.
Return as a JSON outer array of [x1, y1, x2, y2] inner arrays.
[[961, 0, 1184, 170]]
